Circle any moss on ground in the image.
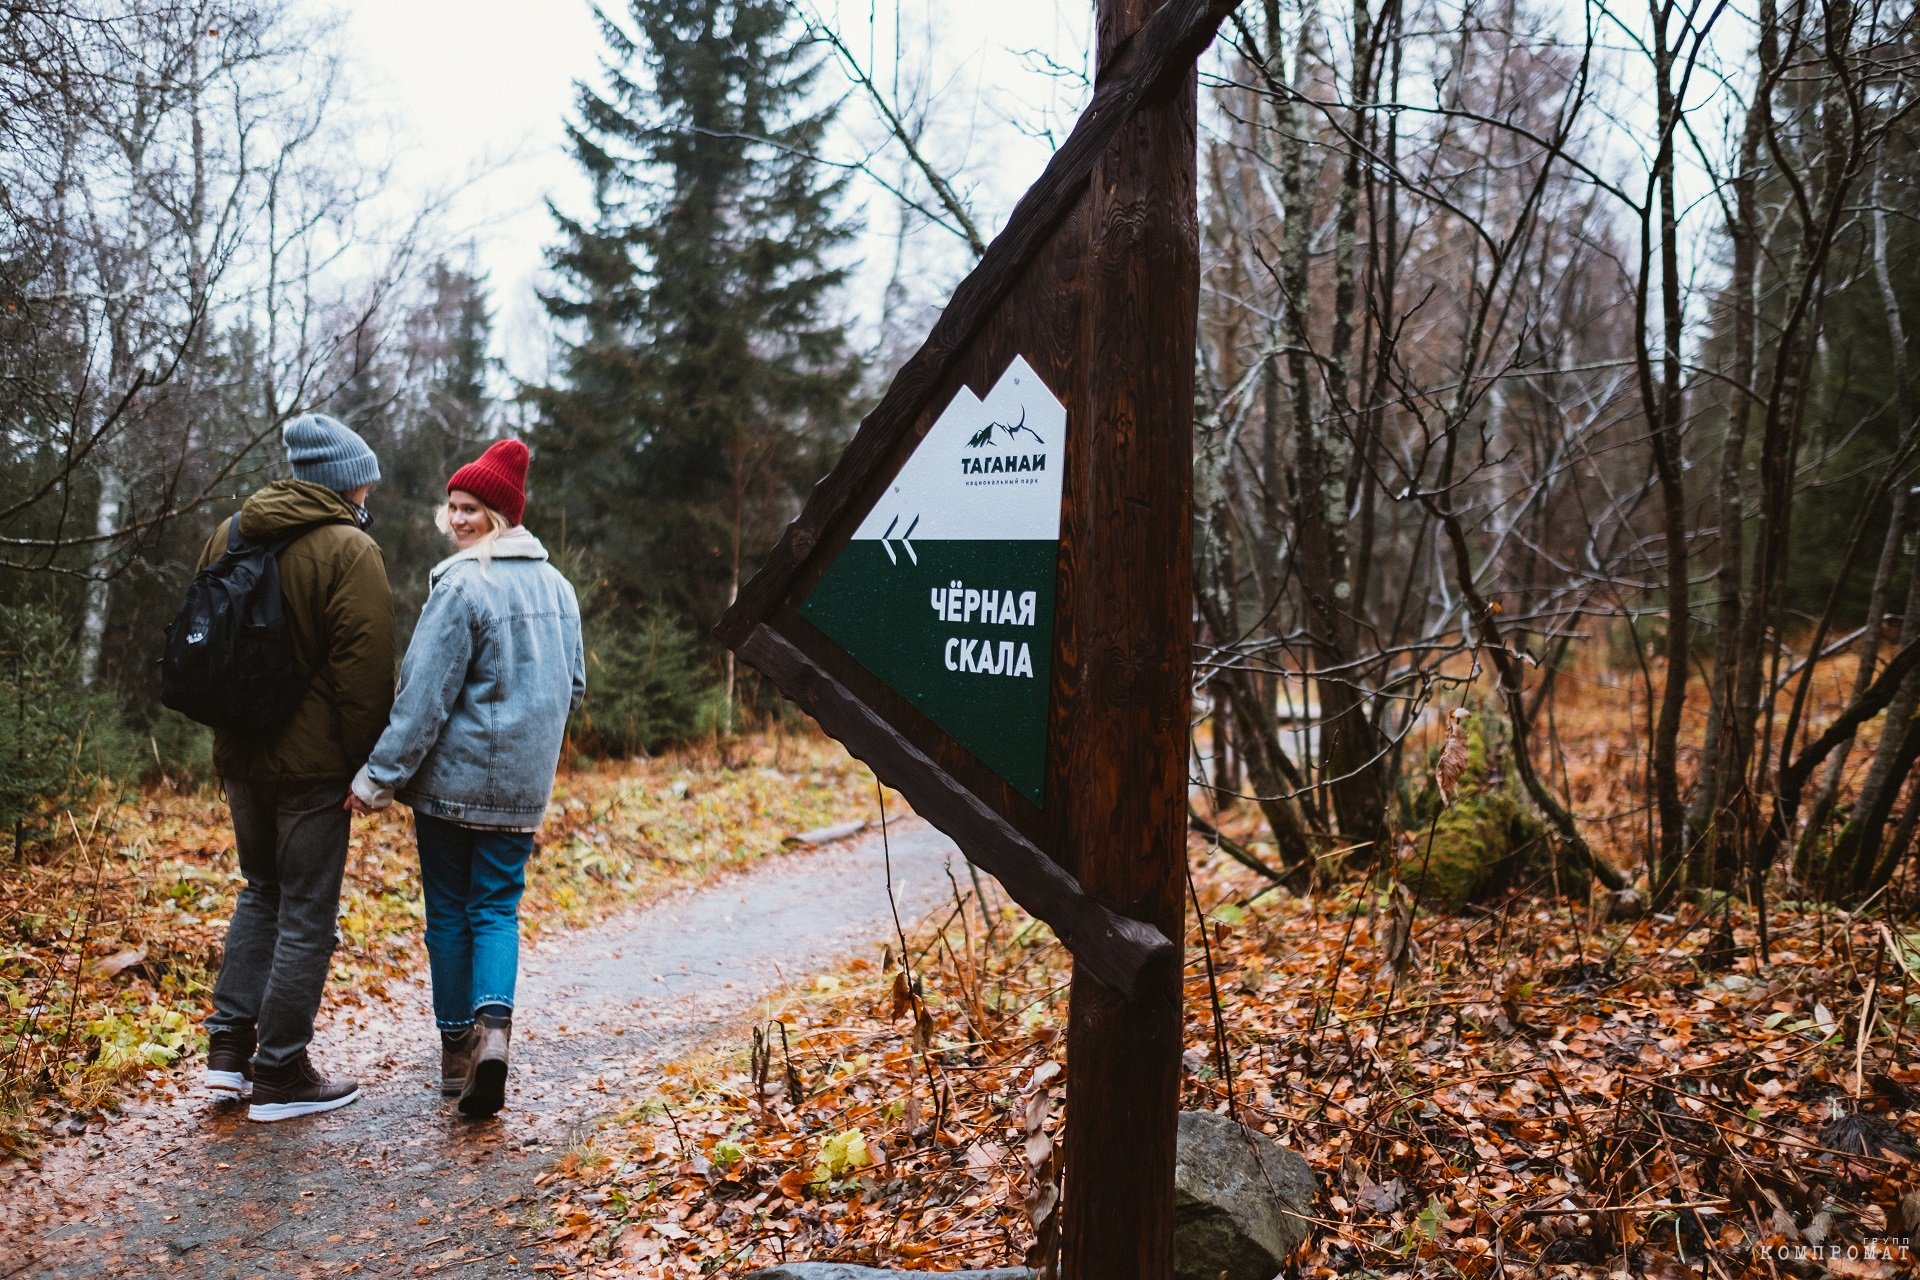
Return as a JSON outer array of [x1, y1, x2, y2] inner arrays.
[[1399, 704, 1551, 910]]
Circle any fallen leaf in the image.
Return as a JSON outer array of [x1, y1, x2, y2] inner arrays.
[[89, 947, 147, 979]]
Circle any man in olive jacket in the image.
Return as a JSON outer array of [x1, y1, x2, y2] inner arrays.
[[199, 413, 395, 1122]]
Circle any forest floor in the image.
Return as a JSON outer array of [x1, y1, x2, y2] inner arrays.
[[0, 732, 940, 1274], [2, 681, 1918, 1279], [514, 663, 1920, 1280], [530, 829, 1919, 1280], [0, 731, 887, 1154]]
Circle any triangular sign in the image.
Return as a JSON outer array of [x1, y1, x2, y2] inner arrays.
[[800, 357, 1065, 805]]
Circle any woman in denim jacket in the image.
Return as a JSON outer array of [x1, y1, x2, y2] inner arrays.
[[348, 439, 585, 1118]]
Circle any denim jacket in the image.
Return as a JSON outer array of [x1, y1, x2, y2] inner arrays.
[[353, 528, 585, 828]]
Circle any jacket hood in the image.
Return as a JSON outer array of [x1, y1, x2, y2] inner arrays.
[[430, 526, 548, 585], [238, 479, 362, 541]]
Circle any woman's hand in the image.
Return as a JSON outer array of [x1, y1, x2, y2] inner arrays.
[[346, 764, 394, 814]]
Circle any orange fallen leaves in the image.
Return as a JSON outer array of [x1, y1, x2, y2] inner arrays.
[[537, 827, 1918, 1279]]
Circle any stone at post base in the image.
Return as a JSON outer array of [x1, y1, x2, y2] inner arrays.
[[743, 1266, 1033, 1280], [1174, 1109, 1316, 1280]]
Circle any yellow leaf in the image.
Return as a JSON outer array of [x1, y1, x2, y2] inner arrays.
[[811, 1128, 874, 1186]]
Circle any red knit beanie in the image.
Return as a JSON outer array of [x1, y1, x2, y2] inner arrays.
[[447, 439, 529, 526]]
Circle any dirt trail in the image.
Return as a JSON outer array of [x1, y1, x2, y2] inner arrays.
[[3, 819, 960, 1279]]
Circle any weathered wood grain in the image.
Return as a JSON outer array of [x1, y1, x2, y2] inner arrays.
[[1057, 0, 1200, 1274]]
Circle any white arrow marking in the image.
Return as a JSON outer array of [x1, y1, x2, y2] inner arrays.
[[875, 514, 919, 566]]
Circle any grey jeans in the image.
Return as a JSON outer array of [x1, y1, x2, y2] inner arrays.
[[206, 778, 350, 1069]]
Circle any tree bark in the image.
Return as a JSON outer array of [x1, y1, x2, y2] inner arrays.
[[1266, 0, 1387, 848], [1641, 0, 1693, 896], [1687, 0, 1770, 874], [1828, 560, 1920, 899]]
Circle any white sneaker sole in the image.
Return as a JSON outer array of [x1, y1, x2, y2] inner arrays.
[[246, 1088, 361, 1122], [204, 1070, 251, 1098]]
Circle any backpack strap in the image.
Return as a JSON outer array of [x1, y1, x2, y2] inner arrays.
[[220, 512, 352, 681], [224, 513, 347, 558]]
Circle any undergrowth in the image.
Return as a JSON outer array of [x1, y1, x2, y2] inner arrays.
[[539, 833, 1920, 1278]]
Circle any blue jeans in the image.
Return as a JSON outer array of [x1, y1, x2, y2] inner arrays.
[[414, 813, 535, 1030]]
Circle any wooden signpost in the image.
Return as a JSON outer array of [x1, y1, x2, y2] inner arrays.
[[715, 0, 1230, 1274]]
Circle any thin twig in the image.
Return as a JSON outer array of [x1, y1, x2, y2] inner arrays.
[[1185, 859, 1236, 1118]]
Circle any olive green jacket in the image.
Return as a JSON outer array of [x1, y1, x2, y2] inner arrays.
[[197, 480, 396, 783]]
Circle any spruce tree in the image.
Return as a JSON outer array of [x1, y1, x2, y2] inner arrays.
[[533, 0, 858, 681]]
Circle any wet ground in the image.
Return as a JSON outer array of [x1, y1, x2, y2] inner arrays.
[[1, 819, 960, 1279]]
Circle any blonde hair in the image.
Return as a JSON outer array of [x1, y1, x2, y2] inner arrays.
[[436, 496, 514, 572]]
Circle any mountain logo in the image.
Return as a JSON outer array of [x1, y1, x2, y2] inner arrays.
[[965, 407, 1046, 450]]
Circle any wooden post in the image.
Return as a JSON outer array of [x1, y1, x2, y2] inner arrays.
[[718, 4, 1229, 1269], [1056, 0, 1197, 1274]]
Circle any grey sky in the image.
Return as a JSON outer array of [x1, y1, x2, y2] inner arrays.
[[327, 0, 1093, 384]]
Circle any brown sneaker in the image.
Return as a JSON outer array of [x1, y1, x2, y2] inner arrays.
[[440, 1027, 475, 1096], [204, 1028, 255, 1098], [247, 1053, 360, 1122], [457, 1014, 511, 1118]]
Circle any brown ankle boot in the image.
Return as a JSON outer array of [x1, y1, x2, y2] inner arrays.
[[247, 1052, 359, 1123], [457, 1013, 510, 1118], [439, 1027, 475, 1096]]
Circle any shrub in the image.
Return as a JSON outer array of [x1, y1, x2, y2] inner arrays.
[[141, 709, 215, 789], [0, 604, 142, 849], [575, 602, 707, 758]]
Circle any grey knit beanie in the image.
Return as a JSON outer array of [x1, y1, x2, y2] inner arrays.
[[282, 413, 381, 493]]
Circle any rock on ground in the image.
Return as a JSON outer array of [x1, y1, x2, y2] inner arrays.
[[1174, 1108, 1316, 1280]]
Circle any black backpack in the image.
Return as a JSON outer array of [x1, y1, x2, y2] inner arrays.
[[159, 514, 340, 739]]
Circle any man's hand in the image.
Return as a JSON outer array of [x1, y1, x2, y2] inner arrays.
[[344, 792, 377, 815]]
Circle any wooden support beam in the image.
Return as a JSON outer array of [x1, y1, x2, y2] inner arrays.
[[718, 3, 1222, 1263], [739, 624, 1177, 1000]]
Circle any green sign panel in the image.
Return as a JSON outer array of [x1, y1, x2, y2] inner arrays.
[[802, 356, 1066, 804]]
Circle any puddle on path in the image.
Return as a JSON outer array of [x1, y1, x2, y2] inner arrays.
[[2, 819, 960, 1279]]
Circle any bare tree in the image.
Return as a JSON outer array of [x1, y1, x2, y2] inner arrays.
[[0, 0, 424, 681], [638, 0, 1920, 903]]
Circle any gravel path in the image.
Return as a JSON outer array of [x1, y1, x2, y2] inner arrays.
[[2, 818, 961, 1279]]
